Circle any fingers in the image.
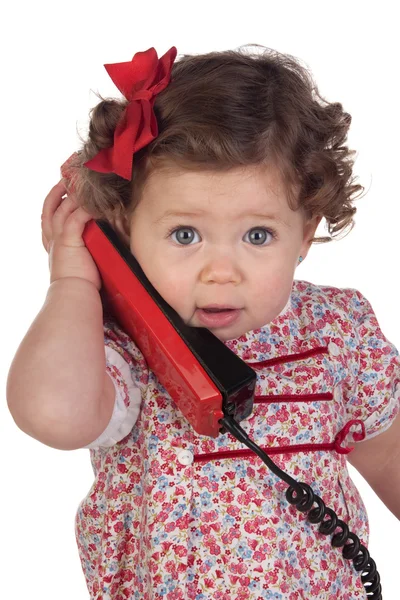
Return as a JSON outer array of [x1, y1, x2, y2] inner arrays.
[[54, 201, 94, 248], [42, 230, 49, 253], [41, 180, 68, 250], [51, 195, 81, 238], [41, 179, 94, 251]]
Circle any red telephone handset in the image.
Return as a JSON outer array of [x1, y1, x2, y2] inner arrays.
[[61, 155, 256, 437]]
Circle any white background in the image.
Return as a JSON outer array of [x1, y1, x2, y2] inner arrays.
[[2, 1, 399, 598]]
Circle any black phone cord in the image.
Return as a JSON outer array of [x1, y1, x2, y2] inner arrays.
[[220, 415, 382, 599]]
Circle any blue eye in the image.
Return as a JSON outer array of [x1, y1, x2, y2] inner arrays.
[[166, 226, 276, 246], [246, 228, 274, 245], [169, 227, 200, 245]]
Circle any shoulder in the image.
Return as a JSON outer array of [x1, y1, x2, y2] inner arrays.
[[292, 279, 372, 321]]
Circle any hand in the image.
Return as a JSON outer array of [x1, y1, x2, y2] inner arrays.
[[41, 180, 102, 291]]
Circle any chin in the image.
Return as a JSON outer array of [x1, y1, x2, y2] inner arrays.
[[211, 326, 245, 342]]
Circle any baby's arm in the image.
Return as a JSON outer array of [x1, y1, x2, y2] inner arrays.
[[345, 288, 400, 520], [347, 414, 400, 520], [7, 276, 115, 450]]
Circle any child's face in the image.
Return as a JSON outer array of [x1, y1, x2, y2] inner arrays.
[[125, 164, 320, 342]]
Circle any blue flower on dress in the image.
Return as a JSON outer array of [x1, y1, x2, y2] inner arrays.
[[157, 475, 169, 490], [216, 435, 229, 448], [205, 557, 216, 568], [123, 513, 133, 529], [298, 577, 310, 593], [163, 574, 174, 587], [236, 542, 252, 559], [233, 462, 247, 478], [172, 502, 186, 519], [202, 462, 221, 481], [157, 585, 167, 596], [172, 507, 183, 519], [223, 514, 235, 526], [313, 304, 324, 318], [359, 370, 378, 383], [200, 491, 212, 508], [208, 469, 221, 482], [263, 590, 283, 599], [249, 580, 259, 590], [369, 337, 381, 349], [148, 434, 159, 451], [109, 561, 118, 572], [259, 331, 271, 343], [336, 364, 347, 381], [191, 528, 203, 541], [296, 430, 311, 442], [191, 505, 202, 518], [348, 337, 357, 350], [131, 427, 140, 442]]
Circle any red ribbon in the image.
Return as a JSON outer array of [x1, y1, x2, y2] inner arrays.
[[84, 46, 178, 180], [333, 419, 366, 454]]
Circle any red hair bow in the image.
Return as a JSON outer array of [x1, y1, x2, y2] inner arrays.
[[84, 46, 178, 180]]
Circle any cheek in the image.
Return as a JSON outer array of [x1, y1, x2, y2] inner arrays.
[[253, 270, 293, 308], [137, 258, 190, 308]]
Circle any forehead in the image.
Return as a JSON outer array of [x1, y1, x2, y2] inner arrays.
[[141, 164, 296, 221]]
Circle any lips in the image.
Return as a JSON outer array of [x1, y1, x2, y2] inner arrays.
[[199, 304, 238, 311], [196, 307, 242, 327]]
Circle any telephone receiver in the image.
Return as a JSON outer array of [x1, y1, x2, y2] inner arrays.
[[82, 218, 256, 438], [60, 156, 382, 599]]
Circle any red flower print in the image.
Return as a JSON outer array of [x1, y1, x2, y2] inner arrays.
[[219, 490, 234, 502], [253, 551, 267, 563], [263, 570, 278, 585], [166, 589, 184, 600]]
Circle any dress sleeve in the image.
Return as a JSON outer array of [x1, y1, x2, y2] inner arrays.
[[83, 317, 150, 449], [345, 289, 400, 442]]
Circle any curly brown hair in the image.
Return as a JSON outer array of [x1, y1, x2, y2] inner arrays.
[[66, 43, 365, 245]]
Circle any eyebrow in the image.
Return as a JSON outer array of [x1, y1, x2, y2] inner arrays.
[[154, 209, 287, 224]]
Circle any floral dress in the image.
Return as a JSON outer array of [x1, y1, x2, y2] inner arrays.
[[75, 279, 400, 600]]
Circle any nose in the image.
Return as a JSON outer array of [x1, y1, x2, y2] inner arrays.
[[200, 252, 242, 285]]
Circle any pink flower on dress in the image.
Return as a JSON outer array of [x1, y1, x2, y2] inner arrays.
[[253, 551, 267, 563], [263, 570, 279, 585], [166, 588, 184, 600]]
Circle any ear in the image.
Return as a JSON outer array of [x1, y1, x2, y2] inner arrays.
[[300, 215, 323, 259]]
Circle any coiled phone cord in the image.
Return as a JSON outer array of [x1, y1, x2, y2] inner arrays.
[[220, 415, 382, 599]]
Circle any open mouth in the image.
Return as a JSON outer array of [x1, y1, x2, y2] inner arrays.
[[202, 308, 234, 313], [196, 307, 241, 327]]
